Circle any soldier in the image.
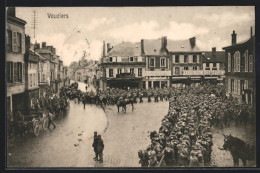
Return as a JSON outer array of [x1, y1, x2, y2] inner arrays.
[[189, 152, 200, 167], [138, 150, 149, 167], [92, 132, 98, 160], [97, 135, 104, 163], [47, 112, 56, 129]]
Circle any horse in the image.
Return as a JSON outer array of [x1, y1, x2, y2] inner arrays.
[[117, 98, 134, 113], [221, 134, 254, 166]]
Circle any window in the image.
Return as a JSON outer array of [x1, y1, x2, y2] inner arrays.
[[117, 68, 122, 74], [30, 74, 33, 87], [206, 63, 209, 67], [193, 55, 197, 63], [236, 51, 240, 72], [245, 80, 248, 89], [109, 69, 113, 77], [130, 57, 134, 62], [193, 66, 197, 70], [245, 50, 248, 72], [109, 57, 113, 62], [33, 73, 36, 86], [138, 68, 142, 76], [43, 74, 46, 82], [249, 55, 253, 72], [17, 62, 22, 82], [213, 63, 216, 67], [184, 67, 188, 70], [231, 79, 234, 93], [12, 32, 17, 52], [228, 52, 231, 72], [38, 73, 40, 82], [184, 55, 188, 63], [17, 33, 22, 53], [234, 80, 237, 94], [7, 62, 13, 82], [130, 68, 134, 74], [228, 79, 231, 93], [175, 55, 179, 63], [150, 58, 155, 67], [160, 58, 166, 67], [237, 80, 241, 95], [6, 30, 12, 52]]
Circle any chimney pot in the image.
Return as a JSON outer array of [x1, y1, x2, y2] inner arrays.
[[231, 31, 237, 45], [250, 26, 253, 38], [141, 39, 144, 54], [42, 42, 46, 48], [189, 37, 196, 48]]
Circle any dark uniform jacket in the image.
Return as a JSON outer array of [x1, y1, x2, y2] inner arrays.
[[97, 139, 104, 153]]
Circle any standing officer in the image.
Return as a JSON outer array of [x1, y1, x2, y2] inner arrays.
[[92, 131, 98, 160], [97, 135, 104, 163]]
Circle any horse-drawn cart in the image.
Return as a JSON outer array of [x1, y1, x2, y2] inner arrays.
[[23, 112, 49, 136]]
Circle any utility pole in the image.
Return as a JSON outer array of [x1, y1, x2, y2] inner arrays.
[[31, 10, 38, 38]]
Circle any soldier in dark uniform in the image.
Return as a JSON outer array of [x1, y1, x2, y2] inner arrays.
[[92, 131, 98, 160], [97, 135, 104, 163]]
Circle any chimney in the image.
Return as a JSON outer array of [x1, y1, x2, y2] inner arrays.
[[34, 43, 40, 49], [7, 7, 16, 17], [161, 36, 167, 49], [25, 35, 30, 52], [107, 43, 112, 53], [250, 26, 253, 38], [231, 30, 237, 45], [189, 37, 196, 48], [141, 39, 144, 54], [212, 47, 216, 57], [42, 42, 46, 48], [103, 41, 106, 57], [53, 48, 56, 55]]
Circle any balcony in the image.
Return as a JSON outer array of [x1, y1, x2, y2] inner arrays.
[[181, 70, 225, 76], [143, 70, 171, 76], [116, 73, 135, 78], [38, 81, 48, 85]]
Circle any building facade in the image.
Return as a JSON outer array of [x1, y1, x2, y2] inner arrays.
[[6, 7, 27, 119], [200, 47, 225, 83], [99, 42, 146, 90], [223, 29, 255, 106]]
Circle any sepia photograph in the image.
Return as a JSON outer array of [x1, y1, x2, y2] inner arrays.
[[5, 6, 256, 168]]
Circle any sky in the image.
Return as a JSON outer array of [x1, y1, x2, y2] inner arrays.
[[15, 6, 255, 66]]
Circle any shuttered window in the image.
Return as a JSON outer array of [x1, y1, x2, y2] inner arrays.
[[12, 31, 17, 52], [13, 62, 18, 82], [234, 54, 237, 72], [17, 62, 22, 82], [22, 63, 25, 82], [237, 52, 240, 72], [245, 50, 248, 72], [228, 53, 231, 72], [7, 30, 12, 52], [237, 80, 241, 95], [249, 55, 253, 72], [17, 33, 22, 53], [234, 79, 237, 94], [7, 62, 13, 82], [245, 80, 248, 89], [228, 79, 231, 93]]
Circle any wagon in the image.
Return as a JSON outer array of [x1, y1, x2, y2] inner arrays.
[[24, 112, 49, 136]]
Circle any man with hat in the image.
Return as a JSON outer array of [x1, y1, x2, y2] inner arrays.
[[96, 135, 104, 163], [92, 131, 98, 160]]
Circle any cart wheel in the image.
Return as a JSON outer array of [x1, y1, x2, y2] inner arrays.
[[42, 118, 49, 131], [33, 120, 40, 136]]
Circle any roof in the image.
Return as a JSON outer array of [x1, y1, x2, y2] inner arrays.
[[167, 39, 201, 52], [107, 42, 141, 57], [143, 38, 167, 56], [202, 51, 225, 63], [222, 35, 255, 49], [35, 48, 52, 54], [29, 46, 46, 61]]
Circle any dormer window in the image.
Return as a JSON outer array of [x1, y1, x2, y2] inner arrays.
[[130, 57, 134, 62], [109, 57, 113, 62], [160, 57, 166, 67]]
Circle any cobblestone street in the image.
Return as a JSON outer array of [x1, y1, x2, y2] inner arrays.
[[210, 121, 256, 167]]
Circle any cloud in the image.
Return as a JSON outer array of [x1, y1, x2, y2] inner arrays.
[[77, 17, 115, 32], [105, 20, 209, 42], [194, 12, 253, 28]]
